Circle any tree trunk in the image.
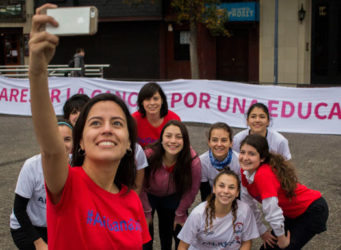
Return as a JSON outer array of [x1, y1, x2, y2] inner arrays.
[[189, 20, 200, 79]]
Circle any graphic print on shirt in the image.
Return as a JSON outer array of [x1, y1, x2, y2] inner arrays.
[[201, 222, 244, 248], [86, 210, 142, 232], [138, 137, 156, 146]]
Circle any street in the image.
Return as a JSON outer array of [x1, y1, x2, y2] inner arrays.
[[0, 115, 340, 249]]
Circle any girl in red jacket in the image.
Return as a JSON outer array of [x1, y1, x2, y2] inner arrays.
[[239, 134, 328, 249]]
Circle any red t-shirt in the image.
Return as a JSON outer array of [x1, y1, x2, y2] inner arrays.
[[46, 166, 151, 250], [241, 164, 321, 218], [132, 110, 181, 148]]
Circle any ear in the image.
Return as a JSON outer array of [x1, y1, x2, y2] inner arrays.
[[80, 139, 85, 151], [236, 190, 240, 198], [212, 185, 216, 195], [260, 157, 265, 163]]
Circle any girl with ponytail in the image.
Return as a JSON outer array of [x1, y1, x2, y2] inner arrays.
[[239, 134, 328, 249], [178, 169, 259, 250], [200, 122, 241, 201]]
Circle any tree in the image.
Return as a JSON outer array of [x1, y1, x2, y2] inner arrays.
[[125, 0, 229, 79]]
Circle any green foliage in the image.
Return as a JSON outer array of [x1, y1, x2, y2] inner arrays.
[[124, 0, 229, 37]]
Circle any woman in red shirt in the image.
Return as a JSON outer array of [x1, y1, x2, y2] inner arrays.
[[28, 4, 150, 249], [239, 134, 328, 249], [132, 82, 180, 148]]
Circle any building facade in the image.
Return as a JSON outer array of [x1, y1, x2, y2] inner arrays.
[[0, 0, 339, 84]]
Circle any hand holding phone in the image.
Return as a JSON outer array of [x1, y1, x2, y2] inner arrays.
[[44, 6, 98, 36]]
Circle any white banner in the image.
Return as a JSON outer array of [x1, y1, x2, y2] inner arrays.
[[0, 76, 340, 135]]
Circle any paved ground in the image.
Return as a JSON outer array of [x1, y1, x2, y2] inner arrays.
[[0, 115, 340, 249]]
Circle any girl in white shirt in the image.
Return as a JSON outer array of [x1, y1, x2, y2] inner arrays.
[[233, 103, 291, 161], [178, 169, 259, 250], [200, 122, 240, 201]]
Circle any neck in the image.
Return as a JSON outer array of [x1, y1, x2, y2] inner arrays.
[[250, 129, 267, 137], [214, 153, 228, 162], [82, 158, 120, 193], [214, 199, 232, 218], [146, 113, 163, 126], [163, 152, 177, 167]]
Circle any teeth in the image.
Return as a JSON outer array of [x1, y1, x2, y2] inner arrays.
[[99, 141, 114, 146]]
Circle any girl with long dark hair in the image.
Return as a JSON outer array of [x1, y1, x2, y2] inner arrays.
[[140, 120, 201, 250]]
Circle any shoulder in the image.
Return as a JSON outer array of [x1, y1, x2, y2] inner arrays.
[[236, 199, 252, 213], [233, 129, 249, 147], [190, 147, 199, 158], [144, 147, 155, 158], [21, 154, 42, 172], [135, 143, 143, 154], [234, 129, 249, 139], [191, 202, 207, 217], [190, 148, 201, 168], [199, 151, 210, 162], [267, 129, 288, 143], [255, 164, 277, 182], [166, 110, 181, 120], [132, 111, 142, 119]]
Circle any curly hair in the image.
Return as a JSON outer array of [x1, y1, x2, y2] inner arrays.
[[204, 169, 240, 233]]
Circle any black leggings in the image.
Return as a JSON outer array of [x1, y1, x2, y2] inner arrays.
[[143, 193, 182, 250], [11, 226, 47, 250], [260, 197, 328, 250]]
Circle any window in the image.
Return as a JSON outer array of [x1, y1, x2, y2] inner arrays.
[[174, 30, 190, 60]]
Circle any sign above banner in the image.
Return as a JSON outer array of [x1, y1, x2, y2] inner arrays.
[[219, 2, 259, 22], [0, 77, 340, 135]]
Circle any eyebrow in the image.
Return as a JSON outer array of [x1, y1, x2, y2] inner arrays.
[[87, 116, 125, 122]]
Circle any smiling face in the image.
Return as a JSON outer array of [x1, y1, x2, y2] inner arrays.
[[58, 125, 73, 154], [213, 174, 239, 207], [247, 107, 270, 136], [208, 128, 232, 161], [162, 125, 184, 157], [239, 143, 263, 174], [80, 101, 131, 164], [142, 91, 163, 117]]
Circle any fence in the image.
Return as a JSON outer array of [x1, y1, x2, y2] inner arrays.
[[0, 64, 110, 78]]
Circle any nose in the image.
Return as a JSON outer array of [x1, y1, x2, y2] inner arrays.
[[102, 121, 113, 134], [169, 136, 177, 143]]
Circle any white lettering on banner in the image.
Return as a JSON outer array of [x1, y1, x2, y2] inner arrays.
[[0, 77, 340, 135]]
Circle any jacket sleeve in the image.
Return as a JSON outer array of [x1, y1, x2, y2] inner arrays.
[[13, 194, 42, 243], [174, 148, 202, 224]]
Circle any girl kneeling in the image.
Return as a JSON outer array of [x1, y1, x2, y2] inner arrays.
[[239, 134, 328, 249], [178, 169, 259, 250]]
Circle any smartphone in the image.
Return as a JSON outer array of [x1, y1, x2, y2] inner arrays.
[[44, 6, 98, 36]]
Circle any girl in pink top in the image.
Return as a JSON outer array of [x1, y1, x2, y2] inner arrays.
[[140, 120, 201, 250]]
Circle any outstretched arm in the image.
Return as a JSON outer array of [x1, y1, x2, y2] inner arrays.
[[29, 4, 68, 204]]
